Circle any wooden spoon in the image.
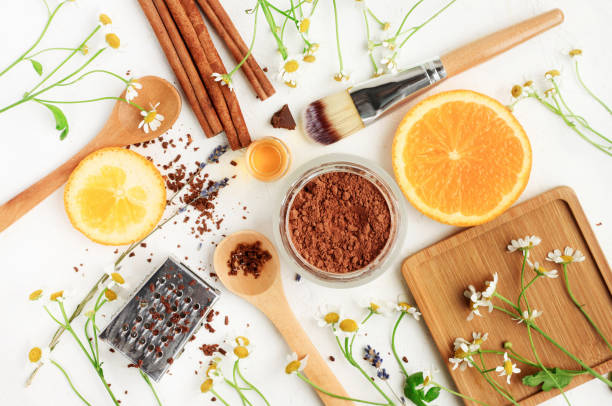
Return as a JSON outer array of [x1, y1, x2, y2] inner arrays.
[[214, 230, 353, 405], [0, 75, 181, 233]]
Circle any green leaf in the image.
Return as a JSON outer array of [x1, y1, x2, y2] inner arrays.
[[424, 387, 441, 402], [407, 372, 424, 387], [40, 102, 69, 140], [30, 59, 43, 75], [522, 368, 574, 391]]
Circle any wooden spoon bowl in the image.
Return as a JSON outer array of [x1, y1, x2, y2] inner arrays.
[[0, 75, 181, 233], [214, 230, 353, 405]]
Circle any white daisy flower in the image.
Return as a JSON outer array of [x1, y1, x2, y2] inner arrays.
[[546, 247, 585, 264], [358, 297, 392, 316], [507, 235, 541, 253], [395, 299, 421, 321], [229, 335, 252, 359], [449, 342, 474, 371], [380, 57, 398, 74], [333, 70, 350, 82], [415, 367, 438, 390], [139, 102, 165, 134], [530, 261, 559, 278], [464, 285, 490, 321], [125, 79, 142, 102], [482, 272, 499, 298], [471, 332, 489, 350], [212, 72, 234, 91], [285, 352, 308, 374], [568, 48, 583, 58], [314, 304, 342, 327], [453, 337, 470, 351], [334, 317, 361, 340], [200, 359, 224, 393], [278, 55, 302, 87], [515, 309, 543, 324], [495, 352, 521, 384]]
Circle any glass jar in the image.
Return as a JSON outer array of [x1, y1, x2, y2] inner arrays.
[[274, 154, 407, 288]]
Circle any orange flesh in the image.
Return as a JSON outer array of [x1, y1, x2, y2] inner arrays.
[[402, 101, 525, 216]]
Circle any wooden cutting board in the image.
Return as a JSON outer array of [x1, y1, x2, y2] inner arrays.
[[402, 186, 612, 405]]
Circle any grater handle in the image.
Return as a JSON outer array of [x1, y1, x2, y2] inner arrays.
[[252, 289, 353, 405]]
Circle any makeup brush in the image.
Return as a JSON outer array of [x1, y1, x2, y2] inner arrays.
[[302, 8, 564, 145]]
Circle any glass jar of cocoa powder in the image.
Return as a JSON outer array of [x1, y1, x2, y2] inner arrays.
[[274, 154, 407, 287]]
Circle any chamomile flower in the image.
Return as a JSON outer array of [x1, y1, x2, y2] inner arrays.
[[298, 18, 310, 33], [507, 235, 541, 254], [125, 79, 142, 102], [212, 72, 233, 91], [530, 261, 559, 278], [358, 297, 391, 316], [545, 69, 561, 80], [449, 341, 473, 371], [49, 290, 66, 302], [230, 335, 252, 359], [415, 367, 438, 390], [139, 102, 165, 134], [482, 272, 499, 298], [464, 285, 490, 321], [28, 289, 44, 302], [495, 352, 520, 384], [568, 48, 583, 58], [471, 332, 489, 349], [515, 309, 543, 324], [333, 70, 350, 82], [334, 317, 361, 340], [278, 55, 302, 87], [380, 57, 398, 74], [546, 247, 585, 264], [200, 364, 223, 394], [27, 346, 50, 365], [394, 296, 421, 320], [285, 352, 308, 374], [315, 304, 342, 327]]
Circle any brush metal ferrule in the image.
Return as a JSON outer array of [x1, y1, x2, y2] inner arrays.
[[349, 58, 446, 125]]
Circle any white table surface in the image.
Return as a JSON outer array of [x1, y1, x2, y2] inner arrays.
[[1, 0, 612, 405]]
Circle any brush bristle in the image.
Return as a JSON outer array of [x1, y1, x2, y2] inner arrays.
[[302, 91, 365, 145]]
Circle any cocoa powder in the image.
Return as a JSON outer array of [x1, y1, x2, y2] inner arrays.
[[288, 171, 391, 273]]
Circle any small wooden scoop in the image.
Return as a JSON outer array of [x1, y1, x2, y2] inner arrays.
[[0, 76, 181, 233], [214, 230, 353, 405]]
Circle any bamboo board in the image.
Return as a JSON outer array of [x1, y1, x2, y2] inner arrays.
[[402, 186, 612, 405]]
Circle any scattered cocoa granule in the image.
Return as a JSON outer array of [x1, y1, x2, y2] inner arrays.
[[114, 249, 119, 254], [167, 358, 174, 364], [147, 259, 152, 263], [227, 241, 272, 279], [288, 171, 391, 273], [109, 348, 115, 353], [596, 222, 602, 226], [402, 356, 408, 363], [73, 267, 79, 272], [271, 104, 296, 130], [128, 252, 135, 258], [230, 160, 237, 166], [204, 323, 215, 333], [263, 67, 268, 72], [124, 390, 128, 395], [211, 397, 217, 402], [199, 344, 221, 356], [140, 243, 147, 248], [224, 316, 229, 325], [329, 356, 335, 362]]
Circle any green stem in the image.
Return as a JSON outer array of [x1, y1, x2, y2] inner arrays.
[[432, 382, 491, 406], [50, 359, 92, 406], [474, 355, 518, 405], [296, 373, 388, 405], [229, 4, 260, 76], [492, 292, 520, 313], [32, 96, 145, 111], [233, 361, 252, 406], [331, 0, 343, 73], [26, 47, 81, 59], [518, 249, 529, 311], [210, 389, 231, 406], [363, 9, 379, 73], [479, 349, 539, 369], [345, 338, 393, 404], [57, 69, 130, 87], [575, 60, 612, 116], [394, 0, 424, 38], [562, 264, 612, 352], [139, 369, 163, 406], [258, 0, 287, 59], [518, 275, 540, 315], [391, 312, 409, 377], [366, 8, 386, 27], [0, 1, 65, 77], [236, 360, 270, 406]]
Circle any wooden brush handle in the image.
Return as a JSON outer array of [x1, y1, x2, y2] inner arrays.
[[252, 285, 352, 405], [441, 9, 564, 77]]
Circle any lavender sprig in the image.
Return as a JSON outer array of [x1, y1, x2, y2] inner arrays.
[[200, 177, 230, 199]]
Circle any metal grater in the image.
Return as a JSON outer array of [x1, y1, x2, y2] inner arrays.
[[100, 257, 220, 381]]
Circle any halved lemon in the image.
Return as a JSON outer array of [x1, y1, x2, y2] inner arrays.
[[64, 147, 166, 245], [392, 90, 531, 226]]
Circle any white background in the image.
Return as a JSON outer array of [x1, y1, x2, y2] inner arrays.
[[1, 0, 612, 405]]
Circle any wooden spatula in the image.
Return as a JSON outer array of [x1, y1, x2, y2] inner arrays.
[[0, 75, 181, 233], [214, 230, 353, 405]]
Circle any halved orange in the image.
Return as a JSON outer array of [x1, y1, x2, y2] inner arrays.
[[392, 90, 531, 226], [64, 147, 166, 245]]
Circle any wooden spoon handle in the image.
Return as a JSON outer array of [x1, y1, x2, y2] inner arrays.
[[0, 136, 110, 233], [254, 288, 353, 405], [441, 8, 564, 77]]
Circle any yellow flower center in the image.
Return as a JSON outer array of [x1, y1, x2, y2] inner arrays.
[[398, 302, 413, 312], [309, 43, 319, 53], [454, 348, 468, 359], [29, 289, 43, 301], [284, 60, 299, 73], [545, 69, 560, 78], [206, 365, 217, 377], [303, 54, 316, 63], [504, 359, 513, 375], [473, 338, 484, 346], [105, 33, 121, 49], [339, 319, 358, 333], [523, 80, 533, 87], [383, 22, 391, 31], [50, 291, 64, 301], [234, 346, 249, 359], [28, 347, 42, 363], [324, 312, 339, 324], [105, 289, 118, 301], [299, 18, 310, 33], [111, 272, 125, 284], [99, 14, 112, 26], [235, 336, 250, 346], [200, 378, 213, 393], [81, 45, 89, 55], [370, 302, 380, 312], [511, 85, 522, 98], [284, 80, 297, 88], [285, 360, 301, 374], [144, 110, 158, 124], [561, 255, 573, 263], [569, 49, 582, 57], [423, 375, 430, 386]]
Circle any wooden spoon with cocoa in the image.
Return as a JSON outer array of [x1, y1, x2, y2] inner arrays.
[[0, 75, 181, 233], [214, 230, 353, 406]]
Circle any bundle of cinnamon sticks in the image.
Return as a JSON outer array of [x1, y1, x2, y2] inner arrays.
[[138, 0, 275, 150]]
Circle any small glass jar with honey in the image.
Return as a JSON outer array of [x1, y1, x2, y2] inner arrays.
[[245, 137, 291, 182]]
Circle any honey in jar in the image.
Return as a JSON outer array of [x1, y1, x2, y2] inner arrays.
[[245, 137, 291, 182]]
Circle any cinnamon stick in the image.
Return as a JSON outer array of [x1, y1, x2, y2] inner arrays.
[[137, 0, 214, 137], [152, 0, 222, 136], [197, 0, 275, 100], [164, 0, 241, 150], [181, 0, 251, 148]]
